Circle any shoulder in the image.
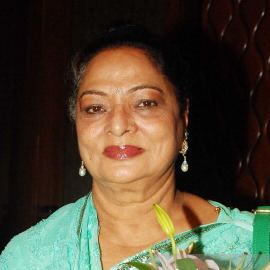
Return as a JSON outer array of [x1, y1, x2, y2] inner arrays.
[[0, 196, 88, 269], [180, 193, 254, 254], [181, 192, 222, 225], [201, 200, 254, 255], [182, 192, 254, 230], [210, 200, 254, 231]]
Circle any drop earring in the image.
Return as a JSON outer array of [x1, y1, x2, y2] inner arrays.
[[179, 131, 189, 172], [79, 161, 86, 177]]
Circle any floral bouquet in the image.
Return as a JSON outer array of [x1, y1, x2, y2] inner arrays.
[[125, 204, 270, 270]]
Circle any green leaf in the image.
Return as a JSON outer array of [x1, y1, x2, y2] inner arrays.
[[175, 258, 197, 270], [126, 261, 155, 270]]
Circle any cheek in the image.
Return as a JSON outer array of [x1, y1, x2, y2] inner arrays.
[[76, 118, 104, 150], [138, 113, 181, 146]]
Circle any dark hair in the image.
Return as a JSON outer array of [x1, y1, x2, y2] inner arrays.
[[69, 24, 190, 120]]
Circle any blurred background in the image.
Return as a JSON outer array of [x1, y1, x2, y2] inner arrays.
[[1, 0, 270, 250]]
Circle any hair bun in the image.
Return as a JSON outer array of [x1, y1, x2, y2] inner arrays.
[[107, 22, 144, 34]]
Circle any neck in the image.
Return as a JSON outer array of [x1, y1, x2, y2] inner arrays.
[[92, 170, 177, 220], [93, 170, 183, 270], [91, 169, 181, 246]]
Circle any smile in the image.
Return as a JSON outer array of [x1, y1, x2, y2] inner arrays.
[[103, 145, 145, 160]]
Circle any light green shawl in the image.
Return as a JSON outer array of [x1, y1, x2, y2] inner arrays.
[[0, 194, 253, 269]]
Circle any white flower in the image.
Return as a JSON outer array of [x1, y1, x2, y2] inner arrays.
[[154, 251, 220, 270]]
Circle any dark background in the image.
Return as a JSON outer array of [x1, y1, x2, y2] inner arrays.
[[1, 0, 270, 251]]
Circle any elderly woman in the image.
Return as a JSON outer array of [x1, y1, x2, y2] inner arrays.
[[0, 25, 253, 270]]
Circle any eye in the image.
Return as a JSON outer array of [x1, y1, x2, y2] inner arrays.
[[85, 104, 106, 114], [137, 99, 158, 108]]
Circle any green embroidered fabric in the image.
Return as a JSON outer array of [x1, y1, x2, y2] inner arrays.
[[0, 194, 254, 269]]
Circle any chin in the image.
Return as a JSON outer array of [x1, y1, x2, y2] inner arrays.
[[98, 159, 143, 181], [101, 167, 143, 184], [108, 173, 138, 183]]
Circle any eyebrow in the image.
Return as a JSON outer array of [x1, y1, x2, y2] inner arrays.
[[79, 85, 164, 99], [128, 85, 164, 94], [79, 89, 107, 99]]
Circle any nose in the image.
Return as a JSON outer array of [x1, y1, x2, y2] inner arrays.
[[105, 104, 136, 137]]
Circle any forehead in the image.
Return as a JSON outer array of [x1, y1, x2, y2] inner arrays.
[[79, 46, 174, 92], [89, 46, 158, 69]]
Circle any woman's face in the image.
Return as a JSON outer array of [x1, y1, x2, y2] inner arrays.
[[76, 46, 187, 184]]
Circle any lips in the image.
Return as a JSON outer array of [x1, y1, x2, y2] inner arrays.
[[103, 145, 144, 160]]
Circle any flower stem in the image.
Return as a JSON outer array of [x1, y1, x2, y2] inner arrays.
[[169, 235, 177, 262], [148, 248, 158, 269]]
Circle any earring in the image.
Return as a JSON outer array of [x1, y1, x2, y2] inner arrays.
[[179, 131, 189, 172], [79, 161, 86, 176]]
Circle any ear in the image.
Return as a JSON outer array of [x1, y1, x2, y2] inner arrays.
[[176, 99, 189, 142], [183, 99, 189, 129]]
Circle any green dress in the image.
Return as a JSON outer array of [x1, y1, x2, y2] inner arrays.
[[0, 194, 254, 269]]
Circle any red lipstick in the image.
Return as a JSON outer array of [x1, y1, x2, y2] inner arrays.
[[103, 145, 144, 160]]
